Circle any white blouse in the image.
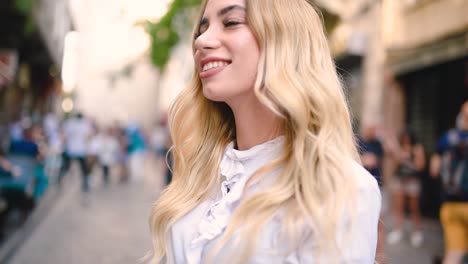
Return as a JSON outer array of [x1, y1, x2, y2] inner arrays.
[[168, 137, 381, 264]]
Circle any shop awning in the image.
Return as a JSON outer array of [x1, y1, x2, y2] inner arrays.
[[387, 33, 468, 76]]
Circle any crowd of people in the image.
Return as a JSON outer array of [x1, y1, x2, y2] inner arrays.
[[358, 101, 468, 263], [0, 111, 171, 243]]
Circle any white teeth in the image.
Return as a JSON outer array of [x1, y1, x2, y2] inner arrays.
[[202, 61, 228, 72]]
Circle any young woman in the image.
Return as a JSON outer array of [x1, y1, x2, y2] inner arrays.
[[149, 0, 381, 263], [387, 129, 425, 248]]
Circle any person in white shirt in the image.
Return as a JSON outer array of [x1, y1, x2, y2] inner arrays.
[[59, 112, 92, 192], [149, 0, 381, 263], [96, 127, 120, 185]]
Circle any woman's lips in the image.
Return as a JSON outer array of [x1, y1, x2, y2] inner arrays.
[[199, 63, 229, 79]]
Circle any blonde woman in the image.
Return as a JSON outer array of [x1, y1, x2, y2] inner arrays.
[[149, 0, 381, 263]]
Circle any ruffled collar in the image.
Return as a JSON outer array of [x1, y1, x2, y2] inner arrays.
[[220, 136, 285, 180], [187, 136, 284, 263]]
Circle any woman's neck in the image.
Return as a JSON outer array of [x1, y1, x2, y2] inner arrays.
[[227, 94, 282, 151]]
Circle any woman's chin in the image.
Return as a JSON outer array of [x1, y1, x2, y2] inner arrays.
[[203, 89, 228, 102]]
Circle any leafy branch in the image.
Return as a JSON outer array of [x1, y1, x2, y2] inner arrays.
[[14, 0, 36, 34], [146, 0, 201, 70]]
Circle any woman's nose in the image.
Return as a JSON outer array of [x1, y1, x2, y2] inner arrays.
[[194, 27, 221, 51]]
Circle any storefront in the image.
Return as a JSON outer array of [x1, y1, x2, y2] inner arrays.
[[389, 33, 468, 152]]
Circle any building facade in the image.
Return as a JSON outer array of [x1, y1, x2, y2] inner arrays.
[[384, 0, 468, 153], [327, 0, 468, 216], [66, 0, 174, 129]]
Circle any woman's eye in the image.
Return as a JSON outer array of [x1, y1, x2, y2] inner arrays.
[[224, 21, 242, 27]]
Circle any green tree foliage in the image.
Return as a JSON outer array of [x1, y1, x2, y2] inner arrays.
[[14, 0, 36, 34], [14, 0, 34, 13], [146, 0, 201, 70]]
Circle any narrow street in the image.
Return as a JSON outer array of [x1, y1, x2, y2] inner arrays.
[[7, 160, 163, 264], [384, 212, 445, 263]]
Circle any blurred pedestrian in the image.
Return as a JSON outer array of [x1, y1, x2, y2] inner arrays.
[[0, 127, 42, 238], [430, 101, 468, 264], [96, 127, 120, 185], [149, 0, 381, 263], [86, 125, 101, 177], [125, 122, 146, 182], [42, 112, 63, 181], [59, 112, 92, 193], [115, 124, 129, 183], [387, 129, 426, 247], [8, 126, 42, 159], [150, 116, 168, 161], [358, 123, 386, 262], [359, 123, 384, 186], [0, 147, 32, 240], [150, 116, 171, 182]]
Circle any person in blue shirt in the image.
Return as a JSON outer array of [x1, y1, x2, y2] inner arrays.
[[125, 123, 146, 182], [359, 123, 384, 187], [430, 101, 468, 264], [358, 123, 385, 262]]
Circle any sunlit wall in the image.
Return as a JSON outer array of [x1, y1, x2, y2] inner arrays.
[[67, 0, 174, 129]]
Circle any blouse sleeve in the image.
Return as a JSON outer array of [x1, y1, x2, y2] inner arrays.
[[287, 165, 382, 264]]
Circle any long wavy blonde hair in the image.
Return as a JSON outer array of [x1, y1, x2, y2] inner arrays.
[[150, 0, 360, 263]]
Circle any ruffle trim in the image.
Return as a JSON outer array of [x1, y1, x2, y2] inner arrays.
[[188, 136, 285, 262]]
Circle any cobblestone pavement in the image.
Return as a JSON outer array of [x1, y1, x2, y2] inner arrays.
[[8, 161, 164, 264]]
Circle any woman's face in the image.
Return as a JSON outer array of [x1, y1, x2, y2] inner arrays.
[[194, 0, 260, 105]]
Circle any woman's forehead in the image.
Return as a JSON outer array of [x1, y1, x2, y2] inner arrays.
[[203, 0, 246, 16]]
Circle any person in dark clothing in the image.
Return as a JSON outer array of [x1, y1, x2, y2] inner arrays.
[[430, 101, 468, 264], [358, 123, 385, 263], [8, 127, 40, 158], [0, 142, 36, 241], [359, 124, 384, 186], [59, 113, 92, 193], [387, 129, 426, 247]]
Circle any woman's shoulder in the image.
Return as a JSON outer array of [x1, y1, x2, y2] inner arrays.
[[349, 160, 381, 196]]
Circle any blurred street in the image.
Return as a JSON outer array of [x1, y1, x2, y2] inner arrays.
[[5, 159, 163, 264], [385, 219, 444, 264], [381, 191, 445, 264]]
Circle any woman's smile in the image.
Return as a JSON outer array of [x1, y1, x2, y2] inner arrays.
[[199, 58, 232, 79]]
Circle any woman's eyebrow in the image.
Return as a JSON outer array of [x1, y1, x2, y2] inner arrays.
[[217, 4, 245, 16], [200, 4, 246, 24]]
